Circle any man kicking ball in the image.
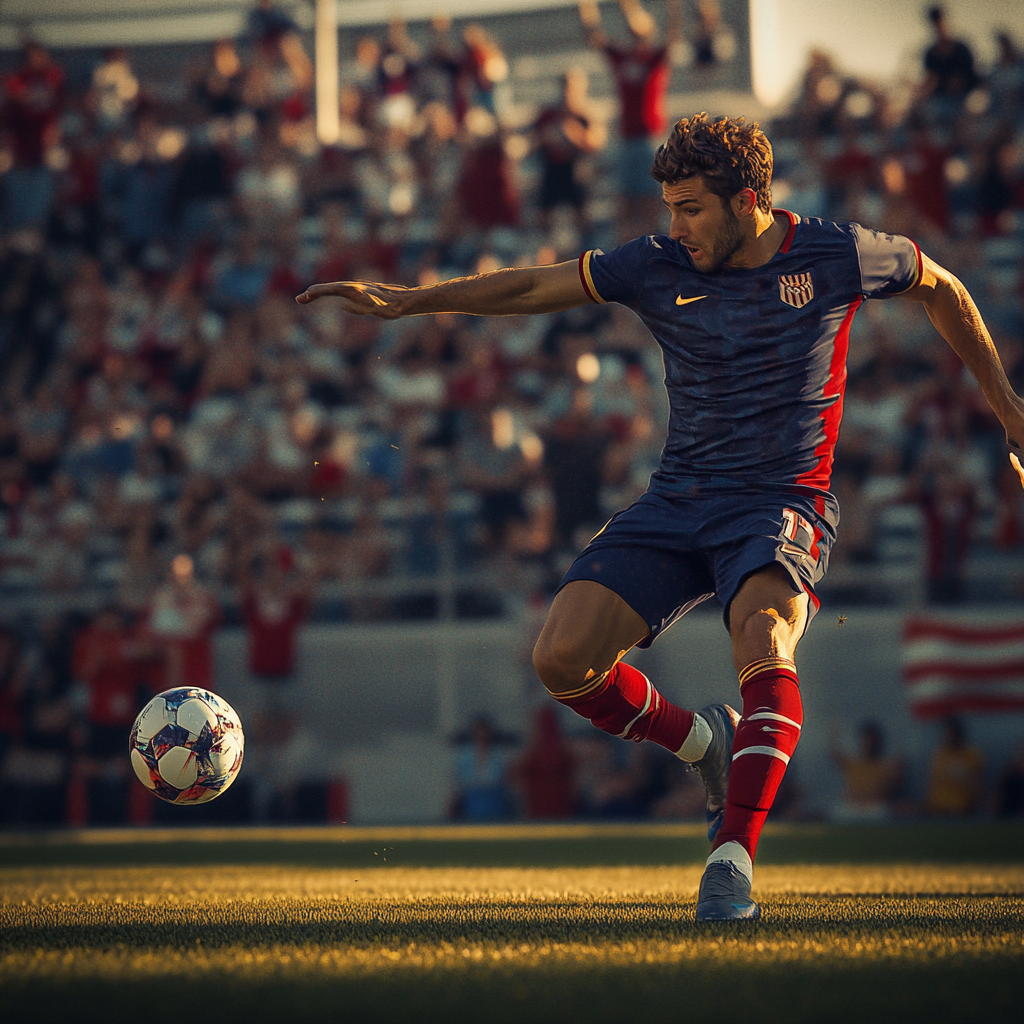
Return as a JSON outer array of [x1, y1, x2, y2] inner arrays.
[[298, 113, 1024, 920]]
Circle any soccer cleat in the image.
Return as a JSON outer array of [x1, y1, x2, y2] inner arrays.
[[695, 861, 761, 922], [691, 703, 740, 841]]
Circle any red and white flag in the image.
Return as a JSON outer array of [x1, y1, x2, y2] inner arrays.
[[902, 617, 1024, 717]]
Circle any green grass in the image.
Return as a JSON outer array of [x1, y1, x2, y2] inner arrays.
[[1, 824, 1022, 1023]]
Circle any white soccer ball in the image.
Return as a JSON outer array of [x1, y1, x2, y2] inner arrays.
[[129, 688, 244, 805]]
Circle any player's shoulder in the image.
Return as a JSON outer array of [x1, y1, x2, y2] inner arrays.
[[783, 211, 861, 252], [790, 213, 913, 254], [586, 233, 683, 270], [583, 235, 688, 305]]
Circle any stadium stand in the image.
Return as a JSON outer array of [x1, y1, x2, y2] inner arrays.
[[1, 1, 1023, 823]]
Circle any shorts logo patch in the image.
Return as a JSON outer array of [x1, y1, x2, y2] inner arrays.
[[780, 508, 818, 564], [778, 272, 814, 308]]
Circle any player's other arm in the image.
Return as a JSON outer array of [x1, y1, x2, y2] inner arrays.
[[902, 254, 1024, 451], [295, 260, 590, 319]]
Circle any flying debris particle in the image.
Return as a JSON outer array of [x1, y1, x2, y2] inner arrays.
[[391, 444, 399, 449], [314, 461, 319, 466], [836, 615, 847, 629]]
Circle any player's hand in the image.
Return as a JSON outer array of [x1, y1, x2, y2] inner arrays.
[[295, 281, 409, 319], [1011, 452, 1024, 491]]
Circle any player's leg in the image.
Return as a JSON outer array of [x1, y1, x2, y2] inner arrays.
[[699, 563, 809, 921], [532, 580, 716, 763]]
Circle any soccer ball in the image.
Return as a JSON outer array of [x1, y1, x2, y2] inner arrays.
[[130, 688, 244, 805]]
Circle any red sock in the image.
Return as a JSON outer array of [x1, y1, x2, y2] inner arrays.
[[712, 658, 803, 862], [553, 661, 696, 755]]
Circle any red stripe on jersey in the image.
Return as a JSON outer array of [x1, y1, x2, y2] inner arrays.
[[578, 252, 599, 303], [794, 296, 863, 491], [775, 210, 799, 254]]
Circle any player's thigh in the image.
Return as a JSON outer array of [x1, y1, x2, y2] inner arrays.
[[533, 580, 649, 693], [727, 564, 809, 671]]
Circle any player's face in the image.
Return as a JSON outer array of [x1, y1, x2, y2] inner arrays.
[[662, 177, 744, 274]]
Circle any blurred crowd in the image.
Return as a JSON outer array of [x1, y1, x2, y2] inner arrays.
[[1, 1, 1024, 825], [446, 707, 1024, 824]]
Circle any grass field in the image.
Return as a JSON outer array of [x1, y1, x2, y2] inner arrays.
[[1, 823, 1022, 1023]]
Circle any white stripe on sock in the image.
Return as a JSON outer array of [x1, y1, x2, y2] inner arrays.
[[746, 711, 802, 730], [706, 841, 753, 884], [676, 712, 712, 762], [732, 745, 791, 764], [617, 676, 654, 739]]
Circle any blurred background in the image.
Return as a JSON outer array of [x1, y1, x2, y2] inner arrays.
[[1, 0, 1023, 831]]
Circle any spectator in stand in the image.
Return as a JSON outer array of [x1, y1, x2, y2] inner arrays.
[[143, 554, 222, 691], [829, 720, 904, 821], [533, 67, 605, 236], [0, 624, 71, 825], [0, 627, 28, 789], [690, 1, 734, 70], [921, 6, 978, 104], [543, 388, 610, 550], [450, 715, 513, 821], [510, 706, 576, 819], [579, 0, 679, 224], [242, 543, 312, 689], [247, 0, 298, 50], [460, 24, 509, 119], [574, 734, 652, 819], [91, 48, 139, 132], [996, 740, 1024, 817], [70, 605, 155, 824], [925, 716, 985, 816], [458, 109, 520, 233], [912, 464, 977, 604], [2, 41, 64, 232], [194, 39, 244, 119], [459, 406, 530, 555], [240, 542, 313, 819]]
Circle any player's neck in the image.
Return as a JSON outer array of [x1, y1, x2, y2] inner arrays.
[[724, 210, 788, 270]]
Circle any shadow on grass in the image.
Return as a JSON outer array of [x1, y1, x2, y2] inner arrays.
[[1, 955, 1020, 1024]]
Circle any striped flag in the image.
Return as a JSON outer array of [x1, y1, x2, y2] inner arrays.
[[902, 617, 1024, 717]]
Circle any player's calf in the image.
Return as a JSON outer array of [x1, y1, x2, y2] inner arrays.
[[532, 580, 714, 763], [535, 647, 712, 763]]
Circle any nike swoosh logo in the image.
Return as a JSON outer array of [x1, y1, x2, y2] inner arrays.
[[676, 294, 707, 305]]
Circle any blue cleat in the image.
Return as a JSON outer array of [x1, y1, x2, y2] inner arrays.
[[695, 861, 761, 922], [691, 703, 740, 841]]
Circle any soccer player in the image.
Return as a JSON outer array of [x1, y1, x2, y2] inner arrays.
[[297, 113, 1024, 920]]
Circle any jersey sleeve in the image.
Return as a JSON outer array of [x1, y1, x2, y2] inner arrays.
[[578, 236, 651, 305], [849, 222, 923, 298]]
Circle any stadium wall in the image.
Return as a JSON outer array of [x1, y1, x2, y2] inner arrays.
[[212, 607, 1024, 823]]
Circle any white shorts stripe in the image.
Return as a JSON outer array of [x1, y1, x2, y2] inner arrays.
[[746, 711, 802, 730], [618, 678, 654, 739], [733, 745, 791, 764]]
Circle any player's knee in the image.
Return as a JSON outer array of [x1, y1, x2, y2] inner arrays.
[[733, 608, 794, 661], [532, 634, 591, 695]]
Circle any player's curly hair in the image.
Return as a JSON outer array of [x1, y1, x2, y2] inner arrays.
[[651, 113, 773, 214]]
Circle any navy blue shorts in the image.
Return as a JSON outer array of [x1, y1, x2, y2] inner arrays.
[[559, 490, 835, 646]]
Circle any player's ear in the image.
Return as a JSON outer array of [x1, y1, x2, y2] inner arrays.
[[732, 188, 757, 217]]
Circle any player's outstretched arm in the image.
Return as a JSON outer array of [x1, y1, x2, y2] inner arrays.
[[903, 254, 1024, 452], [295, 260, 589, 319]]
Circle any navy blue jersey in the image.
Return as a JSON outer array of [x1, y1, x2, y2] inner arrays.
[[578, 211, 922, 519]]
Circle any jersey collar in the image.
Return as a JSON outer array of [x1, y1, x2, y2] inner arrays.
[[774, 209, 799, 254]]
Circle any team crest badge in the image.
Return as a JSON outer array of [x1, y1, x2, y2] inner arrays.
[[778, 272, 814, 309]]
